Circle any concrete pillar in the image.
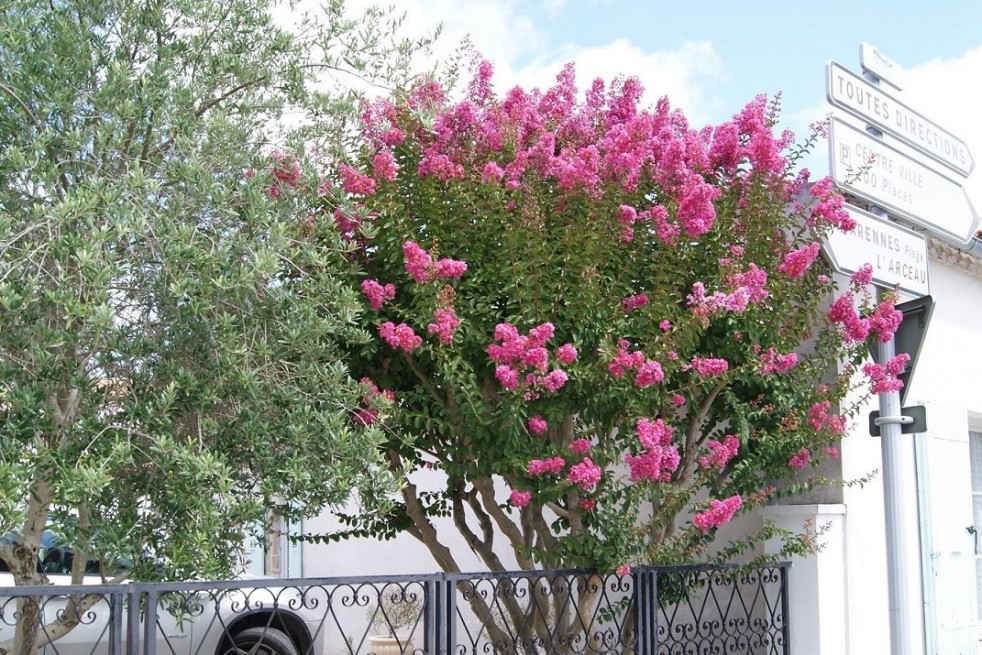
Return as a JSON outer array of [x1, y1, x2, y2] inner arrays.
[[762, 504, 847, 655]]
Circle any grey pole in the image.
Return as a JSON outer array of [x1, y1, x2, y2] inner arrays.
[[860, 59, 927, 654], [876, 334, 925, 654]]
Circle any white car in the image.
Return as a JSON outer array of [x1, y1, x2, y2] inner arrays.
[[0, 533, 326, 655]]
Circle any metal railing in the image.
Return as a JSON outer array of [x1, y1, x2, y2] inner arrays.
[[0, 563, 789, 655]]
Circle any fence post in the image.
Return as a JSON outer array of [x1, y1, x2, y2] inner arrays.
[[109, 591, 124, 655], [432, 576, 455, 655], [780, 566, 791, 655], [633, 567, 657, 655], [142, 586, 157, 655], [126, 585, 141, 655]]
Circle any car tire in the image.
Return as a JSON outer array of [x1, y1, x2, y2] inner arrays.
[[228, 626, 300, 655]]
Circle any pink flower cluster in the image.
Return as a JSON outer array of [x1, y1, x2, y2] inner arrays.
[[777, 242, 820, 278], [621, 293, 649, 312], [807, 177, 855, 231], [567, 457, 602, 490], [808, 401, 846, 435], [699, 435, 740, 470], [569, 438, 592, 454], [266, 151, 300, 197], [509, 489, 532, 508], [528, 415, 548, 435], [352, 377, 395, 426], [692, 495, 743, 533], [427, 307, 460, 345], [361, 279, 396, 311], [850, 264, 873, 288], [828, 293, 903, 344], [625, 418, 680, 483], [862, 353, 909, 394], [687, 264, 769, 317], [528, 456, 566, 475], [402, 241, 468, 284], [489, 322, 572, 396], [378, 321, 423, 353], [756, 347, 798, 375], [608, 340, 664, 388], [788, 448, 811, 470], [339, 164, 377, 196], [690, 357, 729, 378], [355, 63, 797, 251]]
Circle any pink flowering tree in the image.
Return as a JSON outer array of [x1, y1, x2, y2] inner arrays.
[[302, 61, 900, 575]]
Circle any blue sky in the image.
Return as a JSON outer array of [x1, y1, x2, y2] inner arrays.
[[340, 0, 982, 215]]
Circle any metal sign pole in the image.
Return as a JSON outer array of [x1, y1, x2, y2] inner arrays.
[[876, 332, 923, 654]]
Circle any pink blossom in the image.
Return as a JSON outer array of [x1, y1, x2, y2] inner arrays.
[[622, 294, 649, 311], [528, 415, 548, 436], [481, 162, 505, 183], [690, 357, 729, 378], [615, 564, 631, 577], [634, 359, 664, 388], [427, 307, 461, 344], [677, 180, 721, 236], [361, 279, 396, 311], [788, 448, 811, 470], [528, 456, 566, 476], [495, 365, 519, 390], [339, 164, 377, 195], [403, 240, 435, 283], [625, 445, 680, 482], [403, 241, 468, 284], [698, 435, 740, 469], [808, 177, 854, 231], [824, 445, 841, 459], [869, 298, 902, 343], [578, 497, 596, 512], [808, 401, 846, 436], [528, 322, 555, 346], [885, 352, 910, 376], [543, 369, 569, 393], [636, 418, 673, 449], [659, 319, 672, 331], [510, 489, 532, 508], [521, 346, 549, 372], [777, 242, 820, 278], [567, 457, 602, 490], [372, 151, 399, 182], [569, 438, 592, 454], [863, 361, 905, 394], [556, 343, 578, 364], [608, 340, 645, 378], [672, 394, 686, 407], [378, 321, 422, 352], [757, 348, 798, 375], [434, 257, 468, 279], [692, 495, 742, 533], [850, 264, 873, 288]]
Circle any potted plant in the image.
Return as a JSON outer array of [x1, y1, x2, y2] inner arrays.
[[367, 591, 421, 655]]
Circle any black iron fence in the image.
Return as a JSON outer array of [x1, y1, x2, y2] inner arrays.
[[0, 563, 789, 655]]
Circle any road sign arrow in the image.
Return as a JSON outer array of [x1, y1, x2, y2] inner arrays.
[[829, 118, 980, 245]]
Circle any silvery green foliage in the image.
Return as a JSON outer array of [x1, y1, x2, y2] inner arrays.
[[0, 0, 425, 613]]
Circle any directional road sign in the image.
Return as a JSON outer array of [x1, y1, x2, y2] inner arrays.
[[822, 204, 928, 296], [828, 118, 980, 245], [827, 61, 974, 176]]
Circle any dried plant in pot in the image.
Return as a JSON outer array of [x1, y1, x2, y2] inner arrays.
[[366, 590, 421, 655]]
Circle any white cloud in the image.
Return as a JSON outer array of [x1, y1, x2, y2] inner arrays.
[[339, 0, 724, 125]]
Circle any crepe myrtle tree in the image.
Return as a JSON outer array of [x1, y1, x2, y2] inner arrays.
[[300, 61, 905, 572], [297, 59, 905, 578], [0, 0, 430, 652]]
